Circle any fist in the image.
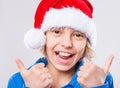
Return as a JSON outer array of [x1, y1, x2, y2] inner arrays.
[[16, 59, 53, 88], [77, 55, 114, 87]]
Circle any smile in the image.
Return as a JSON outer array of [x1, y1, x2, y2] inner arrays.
[[55, 51, 74, 59]]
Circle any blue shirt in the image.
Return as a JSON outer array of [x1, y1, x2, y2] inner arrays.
[[7, 57, 114, 88]]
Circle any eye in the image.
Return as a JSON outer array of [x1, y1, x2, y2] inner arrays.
[[54, 30, 60, 34], [73, 32, 86, 40], [49, 28, 61, 34], [75, 33, 82, 37], [49, 28, 62, 36]]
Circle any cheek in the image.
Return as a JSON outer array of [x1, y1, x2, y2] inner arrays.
[[74, 40, 87, 55], [46, 34, 55, 46], [46, 35, 60, 53], [46, 37, 54, 53]]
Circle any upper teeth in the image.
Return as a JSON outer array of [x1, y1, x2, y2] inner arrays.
[[59, 52, 71, 56]]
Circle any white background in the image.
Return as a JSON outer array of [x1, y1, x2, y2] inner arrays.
[[0, 0, 120, 88]]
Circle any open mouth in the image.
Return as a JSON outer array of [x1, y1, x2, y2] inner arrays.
[[55, 51, 74, 64], [55, 52, 74, 59]]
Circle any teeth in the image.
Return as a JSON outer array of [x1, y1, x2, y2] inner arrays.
[[59, 52, 71, 57]]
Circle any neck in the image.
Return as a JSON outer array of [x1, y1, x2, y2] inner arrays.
[[47, 63, 77, 88]]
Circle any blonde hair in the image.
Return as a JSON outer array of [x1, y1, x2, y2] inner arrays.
[[83, 40, 95, 60], [40, 39, 95, 60]]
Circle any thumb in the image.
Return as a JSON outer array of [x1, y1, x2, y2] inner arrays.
[[103, 55, 114, 75], [15, 58, 27, 74]]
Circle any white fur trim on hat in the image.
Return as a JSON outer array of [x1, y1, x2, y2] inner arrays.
[[24, 28, 45, 49], [41, 7, 96, 48]]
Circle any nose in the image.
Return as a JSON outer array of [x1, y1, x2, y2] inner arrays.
[[61, 34, 73, 49]]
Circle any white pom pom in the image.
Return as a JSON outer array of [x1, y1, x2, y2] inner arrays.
[[24, 28, 45, 49]]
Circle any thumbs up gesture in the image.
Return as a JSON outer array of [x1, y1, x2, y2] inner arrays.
[[15, 59, 53, 88], [77, 55, 114, 87]]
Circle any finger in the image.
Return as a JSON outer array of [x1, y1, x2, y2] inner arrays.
[[33, 63, 45, 69], [77, 71, 84, 77], [31, 63, 46, 73], [80, 62, 93, 72], [15, 58, 27, 73], [31, 67, 48, 76], [44, 78, 53, 87], [103, 55, 114, 75], [40, 72, 51, 81]]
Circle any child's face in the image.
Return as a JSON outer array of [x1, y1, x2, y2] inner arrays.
[[46, 27, 87, 71]]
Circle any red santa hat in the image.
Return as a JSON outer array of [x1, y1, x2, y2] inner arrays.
[[24, 0, 96, 49]]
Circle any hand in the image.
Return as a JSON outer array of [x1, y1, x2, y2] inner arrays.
[[15, 58, 53, 88], [77, 55, 114, 87]]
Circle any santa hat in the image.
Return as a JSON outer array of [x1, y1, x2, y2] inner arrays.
[[24, 0, 96, 49]]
